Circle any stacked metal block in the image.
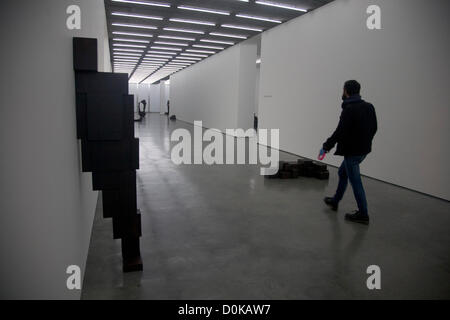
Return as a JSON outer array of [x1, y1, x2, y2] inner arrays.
[[267, 159, 330, 180], [73, 37, 143, 272]]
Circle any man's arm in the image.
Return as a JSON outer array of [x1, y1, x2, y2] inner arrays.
[[323, 108, 350, 152]]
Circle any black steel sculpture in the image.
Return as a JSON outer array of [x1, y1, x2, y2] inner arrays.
[[73, 37, 143, 272]]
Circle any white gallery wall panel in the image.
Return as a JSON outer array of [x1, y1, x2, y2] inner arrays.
[[237, 38, 258, 131], [0, 0, 110, 298], [171, 45, 241, 132], [258, 0, 450, 200]]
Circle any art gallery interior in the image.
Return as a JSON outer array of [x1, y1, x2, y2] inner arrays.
[[0, 0, 449, 300]]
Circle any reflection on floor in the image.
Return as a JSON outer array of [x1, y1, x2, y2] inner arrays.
[[82, 115, 450, 299]]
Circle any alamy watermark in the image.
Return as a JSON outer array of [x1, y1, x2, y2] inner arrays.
[[367, 5, 381, 30], [366, 265, 381, 290], [66, 5, 81, 30], [66, 265, 81, 290], [170, 121, 280, 176]]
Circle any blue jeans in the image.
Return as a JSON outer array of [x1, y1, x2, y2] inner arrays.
[[333, 155, 369, 216]]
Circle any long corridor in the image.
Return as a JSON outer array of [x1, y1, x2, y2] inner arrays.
[[82, 115, 450, 300]]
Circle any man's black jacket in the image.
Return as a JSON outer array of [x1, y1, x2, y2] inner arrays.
[[323, 95, 378, 156]]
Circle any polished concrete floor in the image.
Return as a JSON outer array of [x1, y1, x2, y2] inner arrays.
[[82, 115, 450, 299]]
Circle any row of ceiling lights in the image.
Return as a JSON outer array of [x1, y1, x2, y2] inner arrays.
[[112, 0, 308, 14], [111, 0, 308, 82]]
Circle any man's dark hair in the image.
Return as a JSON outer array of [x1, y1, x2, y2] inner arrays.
[[344, 80, 361, 96]]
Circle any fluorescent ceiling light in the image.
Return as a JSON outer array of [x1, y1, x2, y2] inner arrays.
[[173, 56, 202, 61], [114, 61, 137, 63], [178, 5, 230, 16], [158, 35, 195, 41], [111, 0, 171, 8], [154, 41, 189, 47], [112, 31, 153, 37], [114, 56, 140, 61], [113, 38, 149, 43], [221, 24, 263, 32], [168, 61, 192, 64], [143, 58, 169, 61], [114, 57, 140, 61], [200, 39, 235, 45], [114, 58, 139, 62], [148, 50, 177, 55], [113, 48, 144, 52], [113, 43, 146, 48], [167, 65, 192, 68], [255, 1, 307, 12], [235, 13, 282, 24], [113, 52, 142, 56], [114, 63, 137, 66], [112, 23, 157, 30], [209, 32, 247, 39], [151, 46, 182, 51], [186, 49, 215, 54], [169, 18, 215, 26], [146, 54, 174, 58], [193, 44, 224, 50], [163, 27, 204, 34], [111, 12, 163, 20], [180, 53, 208, 57], [171, 60, 195, 63]]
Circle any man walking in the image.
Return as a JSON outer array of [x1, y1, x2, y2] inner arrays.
[[321, 80, 377, 224]]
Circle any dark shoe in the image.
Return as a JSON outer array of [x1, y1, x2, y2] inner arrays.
[[345, 211, 370, 225], [324, 197, 338, 211]]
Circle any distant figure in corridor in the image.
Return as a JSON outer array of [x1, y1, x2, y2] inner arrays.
[[320, 80, 378, 225]]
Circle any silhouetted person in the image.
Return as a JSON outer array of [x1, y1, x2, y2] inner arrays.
[[139, 99, 147, 118], [166, 100, 170, 115], [321, 80, 377, 225], [134, 100, 147, 122]]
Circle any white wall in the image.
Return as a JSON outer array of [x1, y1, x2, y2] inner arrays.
[[237, 38, 258, 131], [160, 81, 170, 114], [171, 39, 258, 132], [255, 65, 261, 116], [258, 0, 450, 200], [171, 45, 240, 131], [149, 84, 161, 113], [0, 0, 110, 299]]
